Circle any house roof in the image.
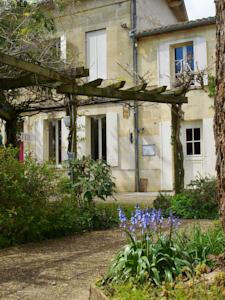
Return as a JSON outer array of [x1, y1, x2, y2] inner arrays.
[[136, 16, 216, 38], [166, 0, 188, 22]]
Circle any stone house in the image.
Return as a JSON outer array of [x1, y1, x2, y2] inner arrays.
[[22, 1, 216, 192]]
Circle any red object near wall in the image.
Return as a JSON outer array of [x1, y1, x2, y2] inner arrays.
[[19, 142, 24, 161]]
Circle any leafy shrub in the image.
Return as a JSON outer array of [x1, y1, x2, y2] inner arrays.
[[154, 176, 218, 219], [0, 147, 56, 246], [153, 193, 171, 216], [64, 157, 116, 207], [0, 149, 119, 248], [0, 147, 55, 210]]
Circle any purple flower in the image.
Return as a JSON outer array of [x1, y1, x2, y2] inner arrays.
[[118, 207, 127, 228]]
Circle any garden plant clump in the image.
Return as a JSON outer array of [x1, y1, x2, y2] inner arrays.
[[0, 148, 117, 248], [101, 206, 225, 299], [154, 176, 218, 219]]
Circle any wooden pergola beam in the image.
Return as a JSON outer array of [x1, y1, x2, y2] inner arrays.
[[126, 83, 147, 92], [57, 84, 187, 104], [83, 78, 103, 87], [0, 52, 81, 84], [0, 75, 55, 90]]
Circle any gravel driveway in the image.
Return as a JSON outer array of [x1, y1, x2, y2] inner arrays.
[[0, 229, 125, 300]]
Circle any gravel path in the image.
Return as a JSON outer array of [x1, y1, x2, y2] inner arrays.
[[0, 220, 213, 300], [0, 229, 125, 300]]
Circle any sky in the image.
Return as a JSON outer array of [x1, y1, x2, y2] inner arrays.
[[184, 0, 215, 20]]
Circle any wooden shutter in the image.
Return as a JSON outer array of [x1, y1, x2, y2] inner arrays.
[[60, 34, 67, 61], [61, 118, 69, 161], [203, 118, 216, 176], [35, 120, 44, 162], [106, 112, 118, 167], [194, 37, 208, 85], [86, 29, 107, 81], [158, 43, 170, 87]]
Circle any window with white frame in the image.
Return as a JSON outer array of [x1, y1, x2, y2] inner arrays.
[[185, 127, 201, 156], [91, 115, 107, 161], [48, 119, 62, 164], [174, 42, 194, 77]]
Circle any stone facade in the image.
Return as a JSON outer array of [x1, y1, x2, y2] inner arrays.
[[23, 1, 216, 192]]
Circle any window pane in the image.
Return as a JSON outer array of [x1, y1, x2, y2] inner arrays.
[[186, 128, 192, 141], [194, 142, 201, 155], [102, 117, 107, 161], [186, 142, 193, 155], [175, 47, 183, 74], [186, 44, 194, 71], [91, 118, 99, 160], [175, 47, 183, 60], [194, 128, 200, 140]]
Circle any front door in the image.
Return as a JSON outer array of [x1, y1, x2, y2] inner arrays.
[[182, 121, 203, 186]]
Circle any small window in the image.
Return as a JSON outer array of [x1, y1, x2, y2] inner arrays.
[[174, 43, 194, 76], [185, 127, 201, 156]]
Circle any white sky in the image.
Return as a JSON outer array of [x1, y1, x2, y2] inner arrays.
[[184, 0, 215, 20]]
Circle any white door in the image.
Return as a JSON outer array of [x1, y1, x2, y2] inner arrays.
[[86, 29, 107, 81], [182, 121, 203, 186]]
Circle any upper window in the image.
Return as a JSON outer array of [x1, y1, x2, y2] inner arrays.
[[185, 127, 201, 156], [174, 43, 194, 76]]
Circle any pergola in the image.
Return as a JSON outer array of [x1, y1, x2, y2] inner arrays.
[[0, 52, 187, 193]]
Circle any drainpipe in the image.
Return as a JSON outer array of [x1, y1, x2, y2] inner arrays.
[[131, 0, 139, 192]]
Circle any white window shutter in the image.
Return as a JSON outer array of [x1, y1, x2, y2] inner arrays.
[[194, 37, 208, 85], [60, 34, 67, 61], [86, 30, 107, 81], [96, 30, 107, 79], [106, 112, 118, 167], [160, 121, 173, 190], [77, 115, 86, 158], [158, 43, 170, 87], [61, 118, 69, 161], [35, 120, 44, 162], [203, 118, 216, 176]]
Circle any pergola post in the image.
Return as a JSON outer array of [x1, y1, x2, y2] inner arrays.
[[171, 103, 184, 194]]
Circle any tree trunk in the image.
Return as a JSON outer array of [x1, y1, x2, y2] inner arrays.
[[214, 0, 225, 230], [171, 104, 184, 194]]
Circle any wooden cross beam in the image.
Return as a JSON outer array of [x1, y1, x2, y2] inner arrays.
[[0, 75, 55, 90], [0, 52, 89, 87], [57, 84, 187, 104]]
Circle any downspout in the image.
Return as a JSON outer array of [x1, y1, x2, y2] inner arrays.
[[131, 0, 139, 192]]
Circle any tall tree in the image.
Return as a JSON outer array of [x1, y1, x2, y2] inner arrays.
[[0, 0, 66, 146], [214, 0, 225, 230]]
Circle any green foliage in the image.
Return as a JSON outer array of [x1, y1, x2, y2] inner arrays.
[[104, 236, 193, 286], [0, 147, 55, 246], [103, 218, 225, 289], [68, 157, 116, 207], [0, 0, 55, 52], [108, 280, 225, 300], [0, 147, 54, 209], [176, 224, 225, 265], [154, 176, 218, 219], [208, 74, 216, 97], [153, 193, 171, 216]]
